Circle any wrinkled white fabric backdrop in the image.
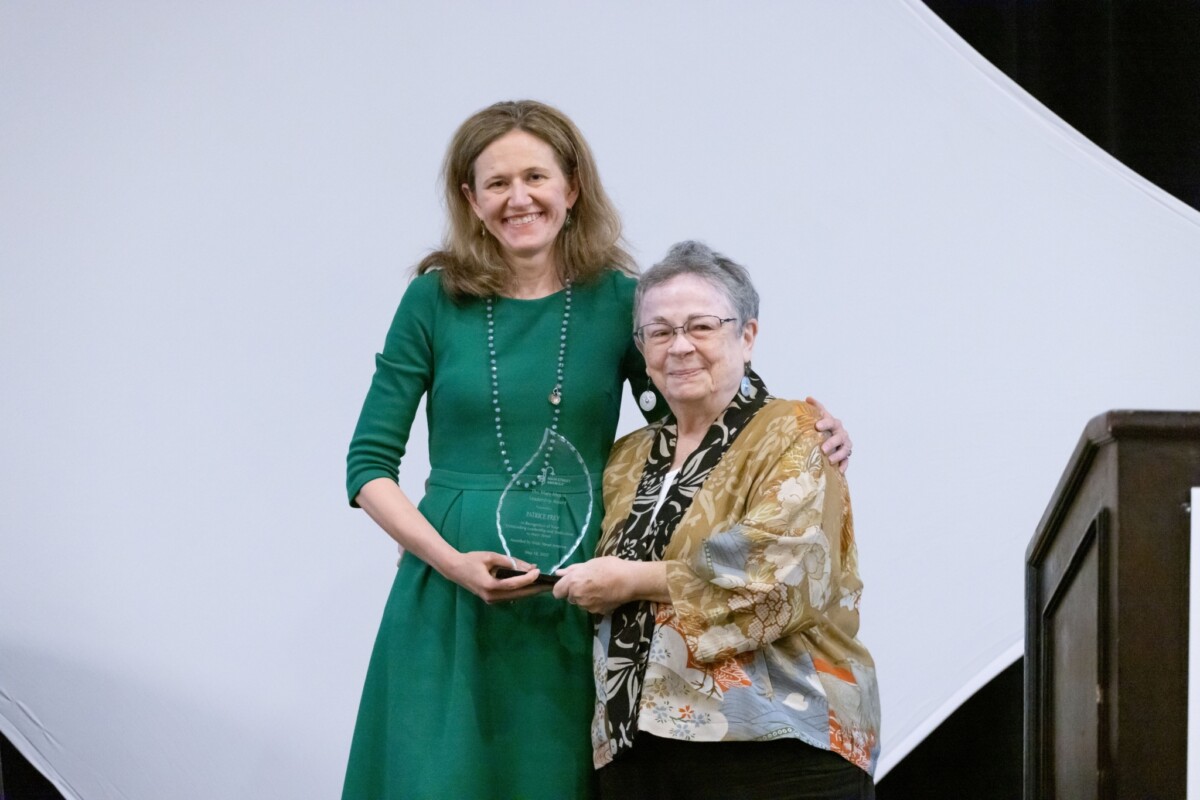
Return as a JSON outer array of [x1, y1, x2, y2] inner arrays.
[[2, 2, 1198, 797]]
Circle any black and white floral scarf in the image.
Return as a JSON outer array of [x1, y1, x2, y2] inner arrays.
[[598, 370, 770, 759]]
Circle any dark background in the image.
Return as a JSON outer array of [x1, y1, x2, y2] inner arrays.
[[881, 3, 1199, 795], [921, 0, 1200, 212]]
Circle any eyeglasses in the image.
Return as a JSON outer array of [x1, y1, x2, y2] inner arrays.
[[634, 315, 738, 347]]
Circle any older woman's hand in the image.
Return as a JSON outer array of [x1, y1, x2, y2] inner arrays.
[[808, 396, 852, 474], [552, 556, 670, 615]]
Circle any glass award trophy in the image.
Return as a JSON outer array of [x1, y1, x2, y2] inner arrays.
[[494, 430, 594, 585]]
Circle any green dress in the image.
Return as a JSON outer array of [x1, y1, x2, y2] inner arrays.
[[343, 269, 652, 800]]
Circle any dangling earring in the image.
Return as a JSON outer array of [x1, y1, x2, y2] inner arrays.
[[564, 208, 574, 229], [639, 388, 657, 412], [740, 362, 753, 397]]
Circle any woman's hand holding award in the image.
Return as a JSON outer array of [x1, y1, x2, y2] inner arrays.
[[494, 430, 593, 586]]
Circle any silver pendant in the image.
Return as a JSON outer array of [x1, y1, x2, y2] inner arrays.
[[549, 387, 562, 406], [638, 390, 657, 412]]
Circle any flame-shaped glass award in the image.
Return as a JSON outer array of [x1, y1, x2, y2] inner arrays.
[[494, 430, 594, 585]]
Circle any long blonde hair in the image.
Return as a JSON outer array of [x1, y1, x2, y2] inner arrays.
[[417, 100, 636, 297]]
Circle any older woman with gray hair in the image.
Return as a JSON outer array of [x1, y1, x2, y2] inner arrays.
[[553, 241, 880, 799]]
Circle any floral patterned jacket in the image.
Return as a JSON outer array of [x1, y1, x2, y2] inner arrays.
[[591, 398, 881, 774]]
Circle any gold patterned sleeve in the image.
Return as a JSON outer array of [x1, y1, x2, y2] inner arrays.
[[664, 418, 860, 664]]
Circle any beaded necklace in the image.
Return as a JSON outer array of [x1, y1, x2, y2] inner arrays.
[[485, 282, 572, 489]]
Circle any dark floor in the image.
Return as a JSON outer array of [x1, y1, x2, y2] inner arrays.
[[876, 658, 1023, 799], [0, 734, 65, 800], [0, 662, 1024, 799]]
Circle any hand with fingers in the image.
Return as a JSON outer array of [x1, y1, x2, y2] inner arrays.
[[552, 556, 669, 615], [443, 550, 550, 604], [807, 396, 853, 474]]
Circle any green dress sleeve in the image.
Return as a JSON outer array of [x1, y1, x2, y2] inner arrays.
[[345, 273, 439, 506]]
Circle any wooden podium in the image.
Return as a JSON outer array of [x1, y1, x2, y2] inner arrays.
[[1025, 411, 1200, 799]]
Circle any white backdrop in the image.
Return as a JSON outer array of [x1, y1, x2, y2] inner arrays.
[[3, 2, 1199, 798]]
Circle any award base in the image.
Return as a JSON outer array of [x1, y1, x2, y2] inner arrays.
[[493, 567, 561, 586]]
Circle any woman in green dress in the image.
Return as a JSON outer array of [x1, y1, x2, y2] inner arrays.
[[342, 100, 853, 800]]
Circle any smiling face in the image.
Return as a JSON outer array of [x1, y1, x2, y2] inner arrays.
[[637, 273, 757, 422], [463, 129, 579, 270]]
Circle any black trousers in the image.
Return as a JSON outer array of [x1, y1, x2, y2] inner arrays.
[[597, 734, 875, 800]]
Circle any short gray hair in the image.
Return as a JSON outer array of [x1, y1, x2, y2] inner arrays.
[[634, 240, 760, 329]]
